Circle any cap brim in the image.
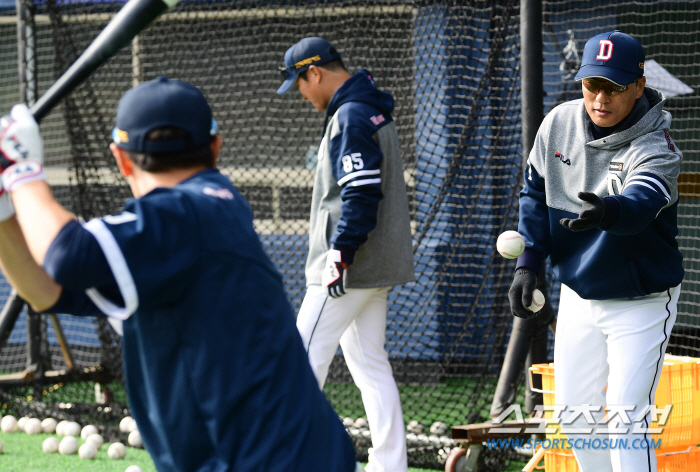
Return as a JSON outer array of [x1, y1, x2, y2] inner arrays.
[[575, 65, 639, 86], [277, 77, 295, 95]]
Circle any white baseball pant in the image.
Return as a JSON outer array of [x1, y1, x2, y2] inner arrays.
[[554, 283, 680, 472], [296, 285, 407, 472]]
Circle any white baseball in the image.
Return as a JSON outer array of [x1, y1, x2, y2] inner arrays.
[[406, 420, 424, 433], [1, 415, 18, 433], [41, 418, 57, 434], [43, 437, 59, 453], [352, 417, 368, 429], [128, 430, 143, 448], [81, 424, 99, 440], [63, 421, 81, 437], [119, 416, 136, 433], [56, 420, 68, 436], [86, 433, 104, 450], [24, 418, 42, 435], [59, 436, 78, 455], [79, 442, 97, 459], [429, 421, 448, 435], [496, 230, 525, 259], [17, 416, 28, 432], [108, 441, 126, 459], [126, 466, 144, 472], [527, 288, 546, 313]]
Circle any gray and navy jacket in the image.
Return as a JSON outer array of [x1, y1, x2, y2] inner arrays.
[[517, 87, 683, 299], [306, 69, 415, 288]]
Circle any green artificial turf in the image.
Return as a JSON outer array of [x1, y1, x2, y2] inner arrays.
[[0, 430, 155, 472], [0, 376, 529, 471]]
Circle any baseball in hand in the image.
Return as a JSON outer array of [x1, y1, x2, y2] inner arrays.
[[526, 288, 545, 313], [496, 231, 525, 259]]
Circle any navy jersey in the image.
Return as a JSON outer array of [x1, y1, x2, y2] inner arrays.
[[44, 168, 355, 472]]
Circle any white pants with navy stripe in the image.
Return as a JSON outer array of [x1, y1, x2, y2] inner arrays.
[[296, 285, 407, 472], [554, 283, 680, 472]]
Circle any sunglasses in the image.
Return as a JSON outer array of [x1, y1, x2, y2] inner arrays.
[[582, 77, 638, 96], [279, 65, 296, 81]]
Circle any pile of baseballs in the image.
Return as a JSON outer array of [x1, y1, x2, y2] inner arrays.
[[0, 413, 146, 468]]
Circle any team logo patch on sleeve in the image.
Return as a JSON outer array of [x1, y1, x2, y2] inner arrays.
[[609, 162, 623, 172], [203, 187, 234, 200], [370, 115, 385, 126]]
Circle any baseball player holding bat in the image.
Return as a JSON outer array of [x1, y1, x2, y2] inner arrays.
[[0, 78, 357, 471], [277, 37, 415, 472], [510, 31, 683, 471]]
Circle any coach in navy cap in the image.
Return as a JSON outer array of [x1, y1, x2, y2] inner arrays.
[[510, 28, 682, 472], [277, 37, 341, 94]]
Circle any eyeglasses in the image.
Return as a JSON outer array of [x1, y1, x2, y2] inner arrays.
[[582, 77, 638, 96]]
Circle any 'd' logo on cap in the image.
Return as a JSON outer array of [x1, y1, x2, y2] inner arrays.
[[596, 40, 614, 61]]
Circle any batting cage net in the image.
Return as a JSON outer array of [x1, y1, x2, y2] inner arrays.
[[0, 0, 697, 470]]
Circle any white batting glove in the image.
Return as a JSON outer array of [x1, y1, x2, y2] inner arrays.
[[322, 249, 349, 298], [0, 104, 45, 193]]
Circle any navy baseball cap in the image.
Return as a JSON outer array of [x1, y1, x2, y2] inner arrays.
[[575, 30, 645, 86], [113, 76, 217, 153], [277, 37, 341, 95]]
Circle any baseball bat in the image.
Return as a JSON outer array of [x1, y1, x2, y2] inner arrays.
[[29, 0, 180, 122]]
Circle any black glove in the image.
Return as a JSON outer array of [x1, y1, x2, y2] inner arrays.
[[508, 267, 539, 320], [560, 191, 606, 232]]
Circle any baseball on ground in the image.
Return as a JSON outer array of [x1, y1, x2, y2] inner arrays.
[[41, 418, 57, 434], [42, 437, 59, 453], [79, 443, 97, 459], [86, 433, 105, 450], [496, 230, 525, 259], [407, 420, 424, 433], [108, 442, 127, 459], [526, 288, 546, 313], [128, 430, 143, 448], [63, 421, 81, 437], [1, 415, 18, 433], [24, 418, 42, 435], [59, 436, 78, 455], [81, 424, 99, 440], [56, 420, 68, 436], [120, 416, 137, 433], [430, 421, 448, 435], [17, 416, 28, 432], [126, 466, 144, 472]]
